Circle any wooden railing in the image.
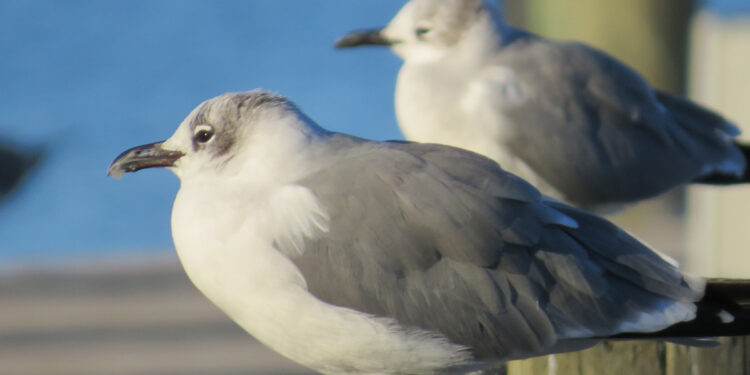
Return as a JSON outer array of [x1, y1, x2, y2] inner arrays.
[[508, 338, 750, 375]]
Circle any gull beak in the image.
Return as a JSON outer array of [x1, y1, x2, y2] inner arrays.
[[107, 141, 183, 179], [334, 28, 393, 48]]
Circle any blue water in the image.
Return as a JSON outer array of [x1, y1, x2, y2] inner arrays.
[[0, 0, 404, 263], [703, 0, 750, 17]]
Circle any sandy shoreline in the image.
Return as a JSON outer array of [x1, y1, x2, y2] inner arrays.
[[0, 256, 314, 375]]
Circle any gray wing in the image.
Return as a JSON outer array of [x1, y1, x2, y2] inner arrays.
[[283, 136, 703, 360], [488, 34, 744, 207]]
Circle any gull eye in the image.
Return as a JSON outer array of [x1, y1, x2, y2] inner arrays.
[[415, 27, 432, 40], [194, 125, 215, 144]]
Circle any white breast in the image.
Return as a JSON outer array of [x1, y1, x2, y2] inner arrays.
[[171, 182, 472, 374], [395, 63, 566, 201]]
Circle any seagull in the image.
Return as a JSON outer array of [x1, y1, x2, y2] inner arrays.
[[109, 90, 750, 375], [334, 0, 750, 212]]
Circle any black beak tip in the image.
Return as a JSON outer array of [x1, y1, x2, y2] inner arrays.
[[333, 36, 354, 49], [106, 141, 182, 180], [334, 29, 390, 49], [333, 34, 362, 49], [107, 148, 132, 179], [107, 163, 126, 179]]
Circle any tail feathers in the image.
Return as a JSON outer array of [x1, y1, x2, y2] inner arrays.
[[656, 91, 740, 138], [611, 279, 750, 340], [656, 91, 749, 185], [693, 142, 750, 185]]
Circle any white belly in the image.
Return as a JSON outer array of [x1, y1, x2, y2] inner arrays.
[[171, 183, 472, 375]]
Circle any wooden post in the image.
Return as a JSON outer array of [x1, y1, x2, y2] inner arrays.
[[507, 342, 666, 375], [666, 338, 750, 375], [671, 6, 750, 375], [519, 0, 693, 92], [506, 2, 750, 374], [684, 9, 750, 279]]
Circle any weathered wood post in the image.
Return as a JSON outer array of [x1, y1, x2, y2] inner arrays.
[[670, 2, 750, 374], [684, 2, 750, 280], [507, 1, 750, 374]]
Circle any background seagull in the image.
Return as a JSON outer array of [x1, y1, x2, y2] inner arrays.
[[109, 90, 750, 375], [0, 139, 43, 204], [334, 0, 750, 212]]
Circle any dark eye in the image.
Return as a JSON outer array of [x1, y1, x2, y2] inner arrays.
[[415, 27, 432, 39], [194, 125, 214, 144]]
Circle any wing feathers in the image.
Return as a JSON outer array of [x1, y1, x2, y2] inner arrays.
[[287, 138, 702, 360]]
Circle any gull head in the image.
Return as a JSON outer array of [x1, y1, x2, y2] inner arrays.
[[335, 0, 503, 64], [108, 90, 322, 182]]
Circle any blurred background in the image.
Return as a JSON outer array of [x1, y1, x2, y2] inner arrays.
[[0, 1, 748, 374]]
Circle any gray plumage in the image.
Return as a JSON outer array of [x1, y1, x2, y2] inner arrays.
[[486, 35, 741, 205], [284, 134, 701, 360], [335, 0, 745, 211], [110, 90, 728, 374]]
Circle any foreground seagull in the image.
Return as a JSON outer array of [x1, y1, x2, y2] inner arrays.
[[109, 91, 750, 375], [335, 0, 750, 211]]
